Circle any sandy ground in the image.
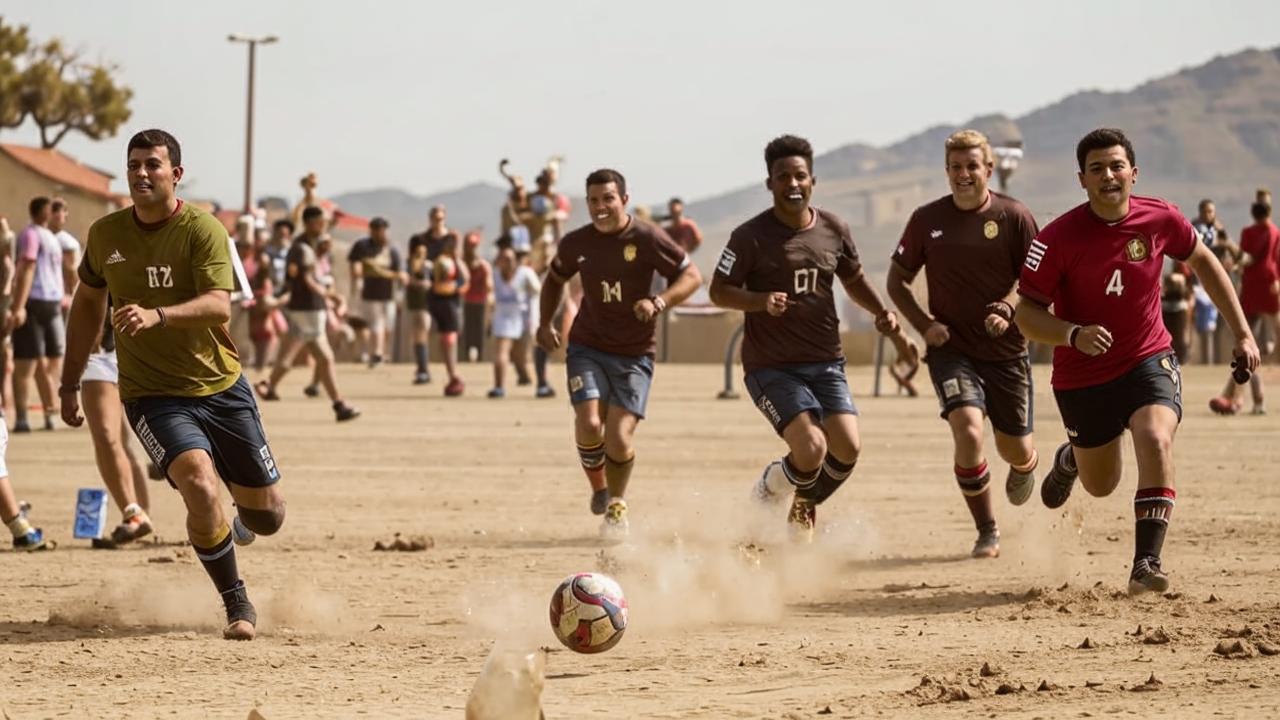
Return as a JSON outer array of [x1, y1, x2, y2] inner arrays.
[[2, 361, 1278, 719]]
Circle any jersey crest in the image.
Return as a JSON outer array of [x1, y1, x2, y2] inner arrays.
[[1124, 235, 1149, 262], [983, 220, 999, 240], [623, 244, 637, 262]]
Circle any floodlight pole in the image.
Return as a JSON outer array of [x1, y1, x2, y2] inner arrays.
[[228, 34, 279, 214]]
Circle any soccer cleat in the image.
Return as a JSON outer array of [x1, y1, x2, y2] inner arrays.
[[444, 376, 466, 397], [1208, 396, 1241, 415], [787, 496, 816, 544], [334, 402, 361, 422], [971, 527, 1001, 559], [13, 527, 50, 551], [110, 511, 153, 545], [487, 387, 505, 399], [1005, 465, 1036, 507], [536, 384, 556, 399], [1040, 443, 1078, 509], [12, 419, 30, 433], [221, 580, 258, 641], [253, 381, 280, 401], [752, 461, 790, 504], [303, 383, 320, 398], [413, 371, 432, 385], [590, 488, 609, 515], [1127, 556, 1170, 596], [231, 515, 256, 546], [600, 499, 629, 540]]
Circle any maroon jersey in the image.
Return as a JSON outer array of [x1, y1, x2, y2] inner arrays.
[[717, 207, 861, 372], [893, 192, 1038, 361], [551, 217, 689, 357], [1018, 195, 1197, 390]]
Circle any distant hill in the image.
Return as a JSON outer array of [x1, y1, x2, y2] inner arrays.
[[335, 46, 1280, 274]]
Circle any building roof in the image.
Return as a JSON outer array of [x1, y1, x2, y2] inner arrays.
[[0, 143, 118, 202]]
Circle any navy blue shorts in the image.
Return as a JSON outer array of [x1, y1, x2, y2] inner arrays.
[[1053, 351, 1182, 449], [925, 347, 1033, 437], [124, 375, 281, 488], [744, 361, 858, 435], [565, 343, 654, 419]]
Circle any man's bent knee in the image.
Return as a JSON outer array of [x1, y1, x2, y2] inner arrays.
[[238, 504, 286, 535]]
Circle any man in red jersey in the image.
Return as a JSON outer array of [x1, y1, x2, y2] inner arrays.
[[710, 134, 917, 543], [1209, 201, 1278, 415], [887, 129, 1040, 560], [537, 169, 702, 538], [1015, 128, 1260, 595]]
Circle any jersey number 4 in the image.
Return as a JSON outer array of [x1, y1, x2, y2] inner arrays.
[[146, 265, 174, 289], [1105, 269, 1125, 297], [794, 268, 819, 295]]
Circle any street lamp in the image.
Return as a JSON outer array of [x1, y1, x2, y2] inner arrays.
[[227, 34, 278, 214]]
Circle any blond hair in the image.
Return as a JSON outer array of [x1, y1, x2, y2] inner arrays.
[[944, 129, 993, 165]]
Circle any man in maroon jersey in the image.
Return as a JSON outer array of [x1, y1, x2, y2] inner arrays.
[[709, 134, 917, 542], [1016, 128, 1259, 595], [537, 169, 702, 538], [887, 129, 1040, 560]]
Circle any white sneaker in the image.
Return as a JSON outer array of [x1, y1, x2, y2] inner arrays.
[[232, 515, 256, 547], [600, 499, 629, 540], [752, 461, 790, 504]]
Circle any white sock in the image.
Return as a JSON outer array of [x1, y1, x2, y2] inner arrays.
[[764, 461, 793, 495]]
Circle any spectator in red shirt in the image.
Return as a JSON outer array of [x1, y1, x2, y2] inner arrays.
[[1210, 201, 1279, 415], [664, 197, 703, 255]]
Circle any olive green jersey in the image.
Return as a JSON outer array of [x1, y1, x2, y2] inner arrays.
[[79, 201, 241, 400]]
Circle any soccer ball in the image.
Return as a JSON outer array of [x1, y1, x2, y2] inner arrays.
[[548, 572, 628, 654]]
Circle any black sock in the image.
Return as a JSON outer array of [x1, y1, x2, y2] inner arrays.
[[956, 462, 996, 533], [782, 455, 821, 501], [1134, 487, 1175, 560], [191, 524, 241, 595], [535, 347, 549, 385], [812, 453, 855, 505], [604, 453, 634, 499], [414, 343, 428, 373]]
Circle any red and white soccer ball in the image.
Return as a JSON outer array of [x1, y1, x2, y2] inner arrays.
[[548, 572, 628, 654]]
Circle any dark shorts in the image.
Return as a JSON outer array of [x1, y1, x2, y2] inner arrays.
[[925, 347, 1033, 437], [427, 294, 460, 334], [744, 361, 858, 436], [565, 343, 654, 419], [124, 375, 281, 488], [1053, 350, 1182, 449], [13, 299, 64, 360], [407, 287, 429, 312]]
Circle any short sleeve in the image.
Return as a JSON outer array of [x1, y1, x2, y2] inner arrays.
[[59, 232, 80, 254], [77, 224, 107, 289], [549, 233, 580, 280], [1009, 205, 1040, 276], [715, 228, 755, 286], [833, 217, 862, 280], [891, 209, 926, 274], [1017, 230, 1061, 306], [645, 226, 689, 281], [347, 240, 367, 264], [16, 229, 39, 262], [1163, 209, 1197, 262], [390, 248, 402, 272], [191, 217, 234, 293]]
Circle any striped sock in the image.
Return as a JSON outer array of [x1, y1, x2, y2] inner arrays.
[[191, 523, 241, 595], [577, 442, 606, 492], [1134, 487, 1175, 561], [782, 455, 821, 500], [812, 453, 856, 505], [956, 461, 996, 532]]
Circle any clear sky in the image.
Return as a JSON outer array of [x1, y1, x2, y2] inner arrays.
[[6, 1, 1278, 207]]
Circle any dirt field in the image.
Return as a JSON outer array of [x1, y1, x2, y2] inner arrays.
[[2, 362, 1278, 719]]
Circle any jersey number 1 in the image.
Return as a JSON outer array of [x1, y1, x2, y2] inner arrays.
[[1105, 269, 1124, 297]]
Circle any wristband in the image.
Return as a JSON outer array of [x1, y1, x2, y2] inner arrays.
[[650, 296, 667, 314], [984, 300, 1014, 321], [1068, 325, 1081, 349], [156, 306, 167, 328]]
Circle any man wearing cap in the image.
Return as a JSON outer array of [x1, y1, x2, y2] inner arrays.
[[348, 217, 404, 367]]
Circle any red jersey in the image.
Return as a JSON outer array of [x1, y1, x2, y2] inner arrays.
[[1018, 195, 1197, 390], [1239, 221, 1280, 316]]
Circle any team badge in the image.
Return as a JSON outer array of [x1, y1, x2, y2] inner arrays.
[[623, 244, 637, 262], [983, 221, 999, 239], [1124, 235, 1149, 262]]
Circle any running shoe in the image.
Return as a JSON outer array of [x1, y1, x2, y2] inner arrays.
[[303, 383, 320, 398], [535, 384, 556, 399], [444, 377, 465, 397], [1128, 556, 1170, 596], [487, 387, 505, 399], [253, 381, 280, 401], [413, 371, 432, 385], [1208, 396, 1241, 415], [1005, 464, 1036, 506], [971, 526, 1000, 559], [110, 510, 153, 545], [1041, 442, 1078, 509], [600, 499, 629, 540], [12, 527, 50, 551], [787, 495, 816, 544], [12, 419, 30, 433], [334, 402, 361, 422], [752, 460, 790, 504], [221, 580, 257, 641], [231, 515, 256, 547]]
